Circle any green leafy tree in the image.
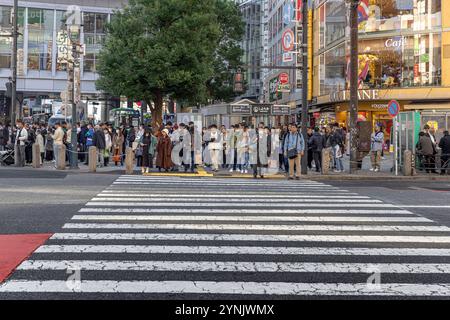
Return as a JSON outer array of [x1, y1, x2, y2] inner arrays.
[[96, 0, 243, 129]]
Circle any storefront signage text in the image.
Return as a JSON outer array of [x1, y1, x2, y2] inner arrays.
[[385, 37, 404, 49], [271, 105, 291, 115], [330, 90, 380, 102], [231, 105, 251, 114], [252, 104, 271, 115]]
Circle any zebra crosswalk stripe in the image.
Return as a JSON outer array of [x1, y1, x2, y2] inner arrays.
[[2, 175, 450, 298]]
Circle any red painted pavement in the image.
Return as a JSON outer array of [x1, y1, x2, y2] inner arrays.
[[0, 234, 52, 283]]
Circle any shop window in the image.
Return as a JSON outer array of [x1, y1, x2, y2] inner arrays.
[[358, 34, 441, 89], [83, 12, 108, 73], [0, 6, 24, 70], [27, 8, 54, 71], [360, 0, 442, 34]]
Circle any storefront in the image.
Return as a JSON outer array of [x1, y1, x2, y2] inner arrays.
[[201, 100, 292, 128]]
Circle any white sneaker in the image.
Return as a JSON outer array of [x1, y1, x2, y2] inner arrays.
[[374, 168, 380, 172], [333, 170, 341, 173], [369, 168, 375, 172], [240, 169, 244, 173], [229, 168, 233, 173], [244, 169, 248, 174]]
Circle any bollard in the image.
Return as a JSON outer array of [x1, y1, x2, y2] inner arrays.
[[403, 150, 413, 176], [322, 148, 331, 175], [56, 144, 66, 170], [32, 143, 41, 168], [88, 146, 97, 172], [125, 147, 134, 175]]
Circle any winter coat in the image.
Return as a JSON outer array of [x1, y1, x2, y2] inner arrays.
[[439, 134, 450, 156], [254, 129, 271, 166], [36, 134, 45, 153], [417, 134, 435, 156], [205, 130, 223, 151], [156, 135, 173, 169], [52, 127, 64, 146], [93, 129, 106, 150], [113, 134, 125, 155], [371, 131, 384, 152], [309, 132, 325, 152]]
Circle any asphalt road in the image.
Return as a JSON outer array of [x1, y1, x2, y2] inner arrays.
[[0, 170, 449, 300]]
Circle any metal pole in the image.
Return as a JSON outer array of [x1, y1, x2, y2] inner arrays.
[[349, 0, 359, 174], [394, 116, 398, 176], [300, 0, 308, 175], [10, 0, 18, 125], [70, 32, 78, 169]]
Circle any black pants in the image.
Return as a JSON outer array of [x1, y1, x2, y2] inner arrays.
[[424, 155, 436, 173], [307, 149, 313, 169], [313, 151, 322, 172], [441, 156, 449, 174]]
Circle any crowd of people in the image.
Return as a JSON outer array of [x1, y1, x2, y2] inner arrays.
[[416, 124, 450, 175], [1, 118, 449, 176]]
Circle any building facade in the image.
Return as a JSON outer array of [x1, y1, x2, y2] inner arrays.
[[312, 0, 450, 141], [0, 0, 124, 122], [235, 0, 266, 101]]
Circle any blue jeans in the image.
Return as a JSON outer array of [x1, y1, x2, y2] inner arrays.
[[333, 146, 344, 171]]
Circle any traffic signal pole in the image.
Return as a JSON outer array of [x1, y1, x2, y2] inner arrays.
[[11, 0, 18, 125], [300, 0, 308, 175], [349, 0, 359, 174]]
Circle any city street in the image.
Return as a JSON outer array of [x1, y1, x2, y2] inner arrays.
[[0, 170, 450, 299]]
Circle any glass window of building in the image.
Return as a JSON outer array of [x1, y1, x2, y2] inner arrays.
[[0, 6, 12, 69], [325, 0, 346, 46], [83, 12, 108, 73], [27, 8, 54, 71], [358, 34, 441, 89], [360, 0, 442, 34], [0, 6, 25, 70], [319, 43, 346, 95]]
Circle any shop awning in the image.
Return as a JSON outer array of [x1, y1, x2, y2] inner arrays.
[[404, 103, 450, 110]]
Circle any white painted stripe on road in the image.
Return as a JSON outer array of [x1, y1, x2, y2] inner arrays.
[[50, 233, 450, 243], [78, 208, 414, 215], [116, 176, 330, 186], [17, 260, 450, 274], [112, 181, 338, 188], [97, 193, 368, 199], [90, 198, 382, 203], [71, 215, 432, 223], [35, 245, 450, 256], [85, 202, 397, 208], [62, 223, 450, 232], [1, 280, 450, 296], [400, 206, 450, 209]]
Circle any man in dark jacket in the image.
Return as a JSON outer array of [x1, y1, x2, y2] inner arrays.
[[93, 123, 106, 167], [439, 131, 450, 175], [417, 125, 437, 173], [309, 127, 325, 173]]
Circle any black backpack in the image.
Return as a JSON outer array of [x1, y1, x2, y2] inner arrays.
[[28, 130, 36, 144]]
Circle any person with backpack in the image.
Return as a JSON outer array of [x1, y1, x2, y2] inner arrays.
[[283, 123, 305, 180], [308, 127, 325, 173], [84, 124, 95, 165]]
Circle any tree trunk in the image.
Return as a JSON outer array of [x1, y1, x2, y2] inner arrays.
[[151, 91, 163, 132]]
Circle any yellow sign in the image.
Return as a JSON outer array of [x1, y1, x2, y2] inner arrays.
[[427, 121, 438, 131]]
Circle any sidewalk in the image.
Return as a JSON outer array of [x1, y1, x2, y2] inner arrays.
[[1, 157, 449, 181]]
